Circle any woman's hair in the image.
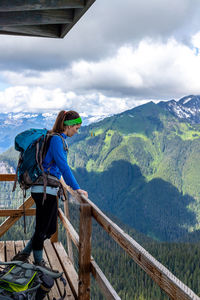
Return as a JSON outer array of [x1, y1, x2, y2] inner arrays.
[[51, 110, 80, 133]]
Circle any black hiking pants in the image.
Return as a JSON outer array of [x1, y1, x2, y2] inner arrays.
[[31, 193, 58, 250]]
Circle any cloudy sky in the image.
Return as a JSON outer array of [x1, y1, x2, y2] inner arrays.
[[0, 0, 200, 118]]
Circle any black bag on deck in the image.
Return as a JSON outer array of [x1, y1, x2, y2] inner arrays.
[[0, 261, 66, 300]]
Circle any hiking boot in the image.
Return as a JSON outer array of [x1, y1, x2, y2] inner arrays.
[[11, 251, 30, 263], [34, 259, 57, 272]]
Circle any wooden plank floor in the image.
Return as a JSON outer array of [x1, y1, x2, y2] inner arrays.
[[0, 240, 78, 300]]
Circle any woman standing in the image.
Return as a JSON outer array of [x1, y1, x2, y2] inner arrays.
[[12, 110, 88, 268]]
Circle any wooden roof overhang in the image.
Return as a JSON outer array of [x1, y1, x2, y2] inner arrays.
[[0, 0, 96, 38]]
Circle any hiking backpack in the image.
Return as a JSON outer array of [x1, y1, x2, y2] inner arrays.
[[0, 260, 66, 300], [13, 128, 68, 196], [12, 128, 68, 232]]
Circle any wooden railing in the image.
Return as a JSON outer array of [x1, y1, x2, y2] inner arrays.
[[0, 174, 199, 300]]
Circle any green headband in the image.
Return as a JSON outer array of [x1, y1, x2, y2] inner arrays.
[[64, 117, 82, 126]]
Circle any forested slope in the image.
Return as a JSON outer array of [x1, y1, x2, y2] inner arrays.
[[1, 202, 199, 299], [1, 101, 200, 241]]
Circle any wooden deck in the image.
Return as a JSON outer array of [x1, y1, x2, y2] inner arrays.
[[0, 239, 78, 300], [1, 175, 200, 300]]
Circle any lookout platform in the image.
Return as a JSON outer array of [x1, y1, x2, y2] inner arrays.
[[0, 239, 77, 299], [0, 174, 200, 300]]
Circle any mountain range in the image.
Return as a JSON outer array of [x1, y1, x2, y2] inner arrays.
[[0, 112, 106, 153], [0, 94, 199, 153], [1, 94, 200, 242]]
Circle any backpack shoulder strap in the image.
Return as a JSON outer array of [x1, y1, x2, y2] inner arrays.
[[50, 133, 68, 152]]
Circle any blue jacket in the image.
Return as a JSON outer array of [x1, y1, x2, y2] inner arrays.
[[42, 133, 80, 190]]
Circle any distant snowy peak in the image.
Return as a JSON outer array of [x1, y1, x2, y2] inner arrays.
[[85, 114, 112, 125], [0, 112, 107, 127], [178, 95, 200, 107], [8, 113, 39, 120], [159, 95, 200, 123], [179, 96, 193, 105], [0, 111, 108, 153], [0, 112, 56, 128], [42, 113, 56, 120]]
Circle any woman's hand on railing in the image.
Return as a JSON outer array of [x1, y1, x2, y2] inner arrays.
[[60, 176, 88, 199], [77, 189, 88, 198]]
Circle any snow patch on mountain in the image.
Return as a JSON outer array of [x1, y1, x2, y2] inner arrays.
[[183, 97, 192, 105], [4, 119, 22, 125], [0, 161, 15, 174], [42, 113, 55, 119], [159, 95, 200, 123], [8, 113, 38, 120], [87, 115, 109, 124], [170, 105, 191, 119]]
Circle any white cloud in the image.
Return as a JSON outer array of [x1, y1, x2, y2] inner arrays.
[[2, 36, 200, 103], [66, 37, 200, 97], [0, 0, 200, 115], [191, 31, 200, 55], [0, 84, 143, 116], [0, 0, 199, 72]]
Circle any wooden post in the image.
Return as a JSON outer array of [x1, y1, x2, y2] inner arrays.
[[78, 204, 92, 300], [50, 196, 59, 243], [63, 190, 74, 264]]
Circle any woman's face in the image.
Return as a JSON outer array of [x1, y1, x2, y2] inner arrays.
[[64, 124, 81, 137]]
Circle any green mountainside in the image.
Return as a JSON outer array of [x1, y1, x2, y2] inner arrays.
[[2, 101, 200, 241], [69, 101, 200, 241], [1, 100, 200, 298]]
